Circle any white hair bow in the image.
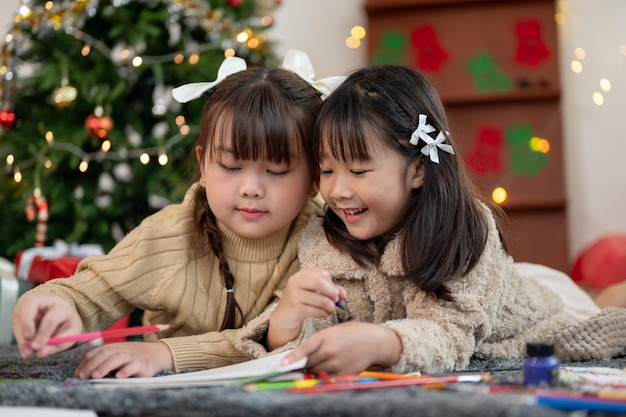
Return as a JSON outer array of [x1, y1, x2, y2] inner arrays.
[[410, 114, 454, 164], [281, 49, 346, 98], [171, 56, 248, 103], [171, 50, 345, 103]]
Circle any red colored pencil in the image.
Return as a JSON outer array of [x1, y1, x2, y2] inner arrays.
[[24, 324, 173, 347]]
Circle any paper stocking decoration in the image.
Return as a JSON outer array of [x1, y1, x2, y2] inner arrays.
[[506, 123, 549, 176], [514, 19, 551, 67], [370, 31, 407, 66], [411, 25, 449, 72], [463, 125, 504, 177], [467, 52, 512, 93]]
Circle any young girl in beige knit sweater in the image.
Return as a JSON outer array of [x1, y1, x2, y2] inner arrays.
[[12, 51, 341, 379], [236, 64, 626, 375]]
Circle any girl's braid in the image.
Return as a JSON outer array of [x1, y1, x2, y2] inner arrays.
[[201, 198, 243, 331]]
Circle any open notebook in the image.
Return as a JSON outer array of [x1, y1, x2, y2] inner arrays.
[[88, 350, 307, 388]]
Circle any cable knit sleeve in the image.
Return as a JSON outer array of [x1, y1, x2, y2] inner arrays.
[[12, 185, 202, 333]]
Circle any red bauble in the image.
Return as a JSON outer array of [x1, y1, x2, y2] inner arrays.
[[571, 235, 626, 291], [227, 0, 244, 6], [85, 113, 113, 139], [0, 109, 16, 129]]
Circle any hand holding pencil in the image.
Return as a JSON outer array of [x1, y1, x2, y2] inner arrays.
[[13, 294, 84, 359], [267, 268, 346, 350]]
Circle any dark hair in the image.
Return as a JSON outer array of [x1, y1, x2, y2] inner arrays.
[[314, 64, 497, 300], [194, 66, 322, 330]]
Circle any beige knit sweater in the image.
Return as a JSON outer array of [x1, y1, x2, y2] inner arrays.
[[237, 206, 626, 373], [13, 183, 322, 372]]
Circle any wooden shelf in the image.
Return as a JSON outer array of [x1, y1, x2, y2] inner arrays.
[[366, 0, 549, 13], [442, 90, 560, 107]]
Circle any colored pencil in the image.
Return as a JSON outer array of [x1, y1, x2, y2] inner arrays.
[[359, 371, 423, 380], [535, 393, 626, 413], [24, 324, 173, 347], [244, 379, 320, 391], [289, 373, 487, 394]]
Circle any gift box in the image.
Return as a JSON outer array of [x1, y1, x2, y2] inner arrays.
[[15, 240, 104, 284], [15, 252, 82, 285], [0, 272, 35, 345]]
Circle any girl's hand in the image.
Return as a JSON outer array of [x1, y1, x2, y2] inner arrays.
[[75, 341, 174, 379], [267, 268, 346, 349], [12, 294, 83, 359], [281, 322, 403, 375]]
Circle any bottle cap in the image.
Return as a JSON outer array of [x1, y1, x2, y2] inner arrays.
[[526, 342, 554, 357]]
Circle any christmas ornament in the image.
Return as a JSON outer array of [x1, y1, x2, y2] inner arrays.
[[25, 188, 48, 247], [0, 109, 17, 129], [85, 106, 114, 139], [228, 0, 244, 6], [52, 82, 78, 108]]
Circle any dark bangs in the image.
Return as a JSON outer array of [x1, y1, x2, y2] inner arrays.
[[315, 88, 383, 164], [202, 70, 307, 167]]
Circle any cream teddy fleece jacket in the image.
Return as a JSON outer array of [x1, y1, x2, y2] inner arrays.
[[236, 207, 626, 373]]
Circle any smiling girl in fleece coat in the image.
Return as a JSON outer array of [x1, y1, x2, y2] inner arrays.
[[236, 64, 626, 375]]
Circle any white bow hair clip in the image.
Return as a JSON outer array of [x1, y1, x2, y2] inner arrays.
[[171, 50, 345, 104], [282, 49, 346, 98], [171, 56, 248, 103], [409, 114, 455, 164]]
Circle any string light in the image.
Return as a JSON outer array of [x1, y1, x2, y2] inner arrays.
[[592, 92, 604, 105], [236, 29, 252, 43], [554, 12, 565, 25], [346, 25, 366, 49], [600, 78, 611, 92], [5, 126, 195, 182], [492, 187, 507, 205], [530, 137, 550, 154], [158, 150, 168, 166], [574, 47, 585, 59], [188, 53, 200, 64]]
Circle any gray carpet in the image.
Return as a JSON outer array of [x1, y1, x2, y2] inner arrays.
[[1, 345, 625, 417]]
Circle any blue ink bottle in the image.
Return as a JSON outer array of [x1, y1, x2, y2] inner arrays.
[[523, 342, 560, 387]]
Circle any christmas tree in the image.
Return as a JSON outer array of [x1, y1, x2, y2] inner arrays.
[[0, 0, 280, 259]]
